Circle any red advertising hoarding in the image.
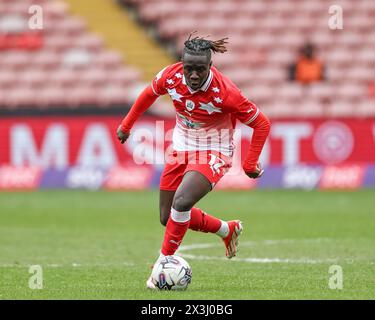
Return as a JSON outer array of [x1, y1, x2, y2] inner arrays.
[[0, 116, 374, 168]]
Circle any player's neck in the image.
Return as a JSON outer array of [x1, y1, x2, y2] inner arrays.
[[185, 69, 212, 93]]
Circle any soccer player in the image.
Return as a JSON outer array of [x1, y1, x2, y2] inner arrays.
[[116, 35, 271, 289]]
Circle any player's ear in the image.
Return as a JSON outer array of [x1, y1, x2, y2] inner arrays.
[[181, 51, 185, 63]]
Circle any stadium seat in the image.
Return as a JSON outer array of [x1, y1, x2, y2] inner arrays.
[[63, 85, 101, 108], [0, 70, 18, 88], [97, 85, 130, 107], [79, 68, 109, 87], [2, 87, 36, 109], [19, 69, 49, 87], [62, 48, 93, 67], [0, 51, 31, 69], [329, 100, 356, 118], [31, 51, 60, 70], [94, 51, 124, 69], [109, 67, 142, 85], [307, 83, 335, 100], [277, 84, 305, 101], [357, 100, 375, 117], [49, 69, 78, 87], [36, 85, 67, 108]]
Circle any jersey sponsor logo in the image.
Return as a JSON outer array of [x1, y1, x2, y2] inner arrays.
[[177, 113, 204, 129]]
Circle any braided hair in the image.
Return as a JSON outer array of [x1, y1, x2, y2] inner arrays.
[[182, 32, 228, 61]]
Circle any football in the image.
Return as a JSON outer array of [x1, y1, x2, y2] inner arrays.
[[151, 255, 192, 290]]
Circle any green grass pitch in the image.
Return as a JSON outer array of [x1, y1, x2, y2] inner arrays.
[[0, 189, 374, 299]]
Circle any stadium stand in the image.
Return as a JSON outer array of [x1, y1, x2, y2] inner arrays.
[[121, 0, 375, 118], [0, 0, 374, 118], [0, 0, 171, 114]]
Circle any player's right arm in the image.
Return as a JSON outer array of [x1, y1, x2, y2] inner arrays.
[[117, 85, 158, 144], [116, 66, 169, 144]]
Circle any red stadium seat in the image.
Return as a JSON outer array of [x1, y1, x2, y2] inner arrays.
[[346, 67, 375, 82], [94, 51, 124, 69], [0, 51, 31, 69], [294, 100, 325, 118], [67, 86, 101, 108], [49, 68, 78, 87], [52, 16, 87, 35], [19, 69, 49, 88], [277, 83, 305, 101], [0, 70, 18, 88], [73, 34, 104, 51], [243, 84, 272, 103], [307, 83, 335, 100], [335, 83, 366, 100], [31, 51, 60, 70], [109, 67, 142, 85], [357, 100, 375, 117], [329, 100, 356, 118], [97, 85, 131, 107], [35, 85, 67, 108], [2, 87, 36, 109], [44, 35, 74, 52], [62, 48, 93, 68], [79, 68, 109, 87]]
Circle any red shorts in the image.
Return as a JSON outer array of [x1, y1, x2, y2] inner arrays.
[[160, 150, 232, 191]]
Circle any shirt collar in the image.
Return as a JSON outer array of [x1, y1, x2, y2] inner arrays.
[[182, 69, 213, 94]]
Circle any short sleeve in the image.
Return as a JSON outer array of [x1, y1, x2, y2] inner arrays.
[[225, 84, 260, 125], [151, 66, 169, 96]]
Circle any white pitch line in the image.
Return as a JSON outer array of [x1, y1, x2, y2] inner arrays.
[[178, 238, 334, 252], [178, 253, 337, 264], [177, 239, 339, 264], [0, 262, 135, 268]]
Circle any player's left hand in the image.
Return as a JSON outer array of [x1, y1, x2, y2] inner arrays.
[[244, 162, 264, 179]]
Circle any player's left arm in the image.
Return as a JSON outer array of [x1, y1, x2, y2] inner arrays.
[[228, 88, 271, 179], [242, 110, 271, 178]]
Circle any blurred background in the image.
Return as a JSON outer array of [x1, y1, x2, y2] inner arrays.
[[0, 0, 374, 191]]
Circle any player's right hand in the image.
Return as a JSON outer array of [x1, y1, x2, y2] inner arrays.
[[116, 125, 130, 144]]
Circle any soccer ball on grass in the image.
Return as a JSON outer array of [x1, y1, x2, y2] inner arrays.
[[151, 255, 192, 290]]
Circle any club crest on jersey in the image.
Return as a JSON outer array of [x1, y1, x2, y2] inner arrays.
[[185, 100, 195, 112]]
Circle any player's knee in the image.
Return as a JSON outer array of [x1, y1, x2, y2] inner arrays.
[[172, 195, 194, 212]]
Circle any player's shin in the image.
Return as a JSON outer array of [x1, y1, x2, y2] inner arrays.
[[161, 208, 190, 256]]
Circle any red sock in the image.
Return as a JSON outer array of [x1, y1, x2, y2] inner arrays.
[[189, 207, 222, 233], [161, 208, 190, 256]]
